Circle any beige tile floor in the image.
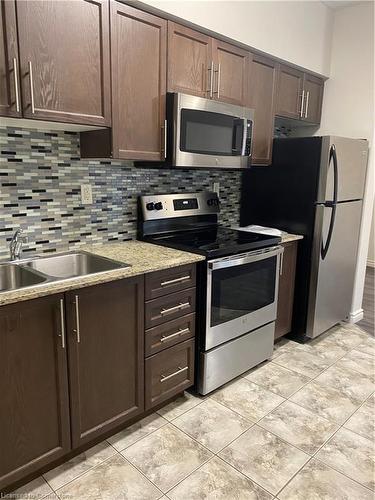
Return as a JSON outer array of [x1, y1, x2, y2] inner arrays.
[[8, 323, 375, 500]]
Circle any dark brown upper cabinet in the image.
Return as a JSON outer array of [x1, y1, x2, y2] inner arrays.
[[111, 2, 167, 160], [302, 73, 324, 124], [248, 54, 278, 165], [167, 23, 249, 106], [275, 63, 324, 124], [0, 0, 21, 117], [167, 22, 212, 98], [66, 277, 145, 448], [275, 64, 304, 120], [15, 0, 111, 126], [212, 39, 249, 106], [0, 294, 71, 490]]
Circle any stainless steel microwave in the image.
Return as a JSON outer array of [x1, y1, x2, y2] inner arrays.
[[166, 93, 254, 169]]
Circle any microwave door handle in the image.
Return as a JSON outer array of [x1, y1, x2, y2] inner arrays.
[[241, 118, 247, 155]]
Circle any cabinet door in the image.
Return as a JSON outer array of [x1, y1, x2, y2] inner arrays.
[[248, 54, 277, 165], [16, 0, 111, 126], [275, 64, 304, 119], [212, 39, 249, 105], [66, 277, 144, 448], [0, 0, 21, 117], [302, 73, 324, 124], [0, 295, 70, 490], [167, 22, 212, 98], [275, 241, 298, 339], [111, 2, 166, 160]]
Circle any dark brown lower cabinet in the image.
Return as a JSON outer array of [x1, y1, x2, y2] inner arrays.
[[0, 294, 71, 490], [275, 241, 298, 339], [66, 277, 145, 448], [145, 339, 195, 410]]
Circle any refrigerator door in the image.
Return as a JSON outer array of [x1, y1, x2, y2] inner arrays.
[[317, 137, 368, 204], [306, 200, 363, 338]]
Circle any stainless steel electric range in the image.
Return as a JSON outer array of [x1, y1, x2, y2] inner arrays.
[[138, 192, 283, 395]]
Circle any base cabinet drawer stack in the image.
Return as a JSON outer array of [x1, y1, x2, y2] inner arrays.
[[144, 264, 197, 410]]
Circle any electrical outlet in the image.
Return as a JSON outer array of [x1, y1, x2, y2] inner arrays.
[[81, 184, 93, 204], [213, 182, 220, 195]]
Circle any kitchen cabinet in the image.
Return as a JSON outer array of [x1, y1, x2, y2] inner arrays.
[[66, 277, 144, 448], [275, 64, 304, 120], [167, 22, 212, 98], [167, 22, 249, 106], [248, 54, 278, 165], [0, 295, 71, 490], [111, 2, 167, 160], [0, 0, 21, 117], [275, 241, 298, 339], [212, 39, 249, 106], [275, 64, 324, 124], [15, 0, 111, 126], [302, 73, 324, 124]]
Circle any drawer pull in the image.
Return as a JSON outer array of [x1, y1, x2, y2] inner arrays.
[[161, 327, 190, 342], [161, 301, 190, 315], [161, 366, 188, 382], [160, 275, 191, 287]]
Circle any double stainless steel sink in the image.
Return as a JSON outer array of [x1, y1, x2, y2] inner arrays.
[[0, 251, 130, 293]]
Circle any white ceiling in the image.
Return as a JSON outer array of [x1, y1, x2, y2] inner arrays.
[[322, 1, 366, 9]]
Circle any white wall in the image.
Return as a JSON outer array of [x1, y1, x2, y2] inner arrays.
[[368, 206, 375, 266], [318, 1, 374, 320], [144, 0, 333, 75]]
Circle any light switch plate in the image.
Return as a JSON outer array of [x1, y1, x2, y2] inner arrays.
[[81, 184, 93, 204], [213, 182, 220, 195]]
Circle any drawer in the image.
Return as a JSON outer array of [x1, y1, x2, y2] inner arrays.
[[145, 264, 196, 300], [145, 339, 195, 410], [145, 287, 196, 329], [145, 313, 195, 357]]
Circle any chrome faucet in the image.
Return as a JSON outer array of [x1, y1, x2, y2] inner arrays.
[[9, 229, 28, 260]]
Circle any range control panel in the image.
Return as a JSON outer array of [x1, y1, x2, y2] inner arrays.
[[140, 192, 220, 221]]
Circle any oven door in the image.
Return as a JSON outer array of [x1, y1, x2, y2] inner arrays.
[[205, 246, 283, 350], [171, 93, 254, 168]]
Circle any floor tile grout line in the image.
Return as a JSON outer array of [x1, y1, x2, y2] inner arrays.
[[107, 417, 169, 454]]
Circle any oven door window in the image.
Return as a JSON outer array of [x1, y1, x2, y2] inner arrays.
[[210, 257, 277, 327], [180, 109, 244, 156]]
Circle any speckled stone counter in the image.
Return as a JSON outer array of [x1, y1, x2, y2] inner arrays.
[[0, 241, 205, 307], [280, 232, 304, 244]]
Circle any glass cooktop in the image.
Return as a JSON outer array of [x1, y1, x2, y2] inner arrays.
[[145, 226, 281, 258]]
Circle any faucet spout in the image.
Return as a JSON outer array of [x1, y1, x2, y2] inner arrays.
[[10, 229, 28, 260]]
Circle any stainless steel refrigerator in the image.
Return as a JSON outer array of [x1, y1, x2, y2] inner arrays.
[[241, 136, 368, 340]]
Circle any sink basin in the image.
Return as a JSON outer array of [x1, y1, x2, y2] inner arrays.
[[0, 263, 48, 292], [22, 252, 129, 279]]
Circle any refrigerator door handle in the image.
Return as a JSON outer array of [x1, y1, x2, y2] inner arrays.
[[321, 144, 338, 260], [321, 204, 337, 260]]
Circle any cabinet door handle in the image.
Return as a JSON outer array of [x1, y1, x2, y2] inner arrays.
[[304, 91, 310, 118], [207, 61, 214, 98], [161, 327, 190, 342], [161, 366, 188, 382], [28, 61, 35, 114], [279, 252, 284, 276], [214, 63, 221, 99], [160, 275, 190, 287], [13, 57, 20, 112], [162, 119, 167, 159], [59, 299, 66, 349], [73, 295, 81, 343], [160, 301, 190, 316], [300, 90, 305, 118]]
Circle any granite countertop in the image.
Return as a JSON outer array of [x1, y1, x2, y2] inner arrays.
[[280, 232, 304, 244], [0, 241, 205, 307]]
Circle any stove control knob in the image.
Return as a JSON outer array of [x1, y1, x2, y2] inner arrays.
[[207, 199, 214, 206], [146, 202, 155, 211], [154, 202, 163, 210]]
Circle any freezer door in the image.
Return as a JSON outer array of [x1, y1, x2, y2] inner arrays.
[[306, 200, 363, 339], [317, 137, 368, 203]]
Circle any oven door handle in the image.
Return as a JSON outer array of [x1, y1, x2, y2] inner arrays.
[[208, 246, 283, 271]]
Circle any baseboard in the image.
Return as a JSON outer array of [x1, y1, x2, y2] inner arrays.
[[367, 259, 375, 268], [347, 309, 364, 324]]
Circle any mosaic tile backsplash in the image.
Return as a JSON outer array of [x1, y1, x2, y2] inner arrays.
[[0, 126, 242, 260]]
